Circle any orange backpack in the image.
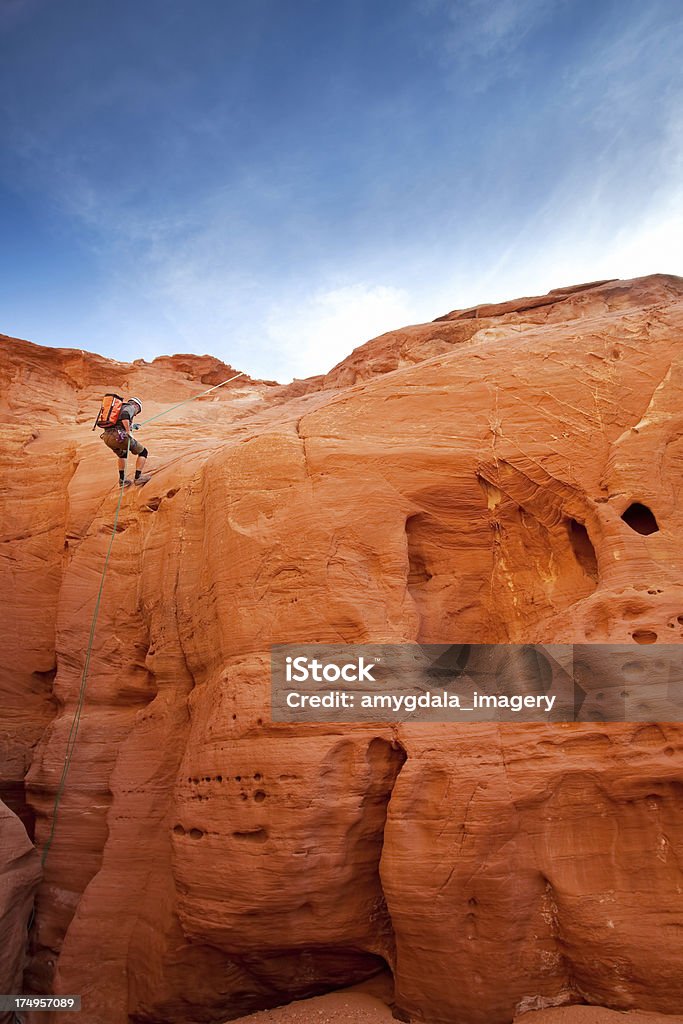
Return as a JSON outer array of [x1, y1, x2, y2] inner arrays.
[[93, 393, 124, 430]]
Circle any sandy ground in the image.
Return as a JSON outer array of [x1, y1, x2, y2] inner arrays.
[[518, 1010, 683, 1024], [228, 998, 683, 1024], [227, 990, 394, 1024]]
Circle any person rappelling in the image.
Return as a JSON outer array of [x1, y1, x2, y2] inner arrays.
[[93, 393, 150, 487]]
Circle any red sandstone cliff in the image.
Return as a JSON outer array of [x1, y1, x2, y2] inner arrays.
[[1, 274, 683, 1024]]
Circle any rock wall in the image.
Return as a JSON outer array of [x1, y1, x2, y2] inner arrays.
[[1, 274, 682, 1024], [0, 800, 41, 1023]]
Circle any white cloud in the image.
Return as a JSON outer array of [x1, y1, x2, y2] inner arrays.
[[578, 194, 683, 282], [262, 283, 420, 379]]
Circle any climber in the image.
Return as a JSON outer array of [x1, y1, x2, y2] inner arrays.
[[98, 396, 150, 487]]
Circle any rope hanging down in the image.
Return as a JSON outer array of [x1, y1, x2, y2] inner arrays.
[[40, 439, 130, 867], [39, 370, 245, 867]]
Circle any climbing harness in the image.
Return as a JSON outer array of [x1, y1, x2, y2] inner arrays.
[[39, 370, 245, 867]]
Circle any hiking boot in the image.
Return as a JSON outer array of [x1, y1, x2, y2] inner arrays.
[[121, 478, 133, 488], [134, 474, 151, 486]]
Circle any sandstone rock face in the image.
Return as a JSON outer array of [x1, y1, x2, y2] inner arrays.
[[0, 800, 41, 1017], [1, 274, 683, 1024]]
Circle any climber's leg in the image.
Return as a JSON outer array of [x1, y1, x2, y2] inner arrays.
[[134, 446, 150, 486]]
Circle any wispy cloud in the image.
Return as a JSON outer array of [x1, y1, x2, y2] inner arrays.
[[416, 0, 567, 89], [563, 7, 683, 141]]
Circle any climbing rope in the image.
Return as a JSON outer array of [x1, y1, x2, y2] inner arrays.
[[137, 371, 245, 427], [39, 369, 246, 867], [40, 438, 131, 867]]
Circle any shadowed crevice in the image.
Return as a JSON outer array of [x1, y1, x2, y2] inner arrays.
[[567, 519, 598, 581], [621, 502, 659, 536]]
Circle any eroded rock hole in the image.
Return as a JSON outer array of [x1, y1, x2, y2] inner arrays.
[[406, 514, 434, 586], [31, 665, 57, 694], [253, 790, 266, 803], [621, 502, 659, 535], [632, 629, 658, 645], [632, 724, 666, 747], [233, 828, 268, 843], [567, 519, 598, 580]]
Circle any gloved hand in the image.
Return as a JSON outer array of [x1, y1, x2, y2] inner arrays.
[[132, 423, 141, 431]]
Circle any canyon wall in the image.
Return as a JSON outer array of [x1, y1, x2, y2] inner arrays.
[[1, 275, 682, 1023], [0, 799, 41, 1023]]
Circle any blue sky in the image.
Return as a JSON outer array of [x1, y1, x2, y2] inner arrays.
[[1, 0, 682, 381]]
